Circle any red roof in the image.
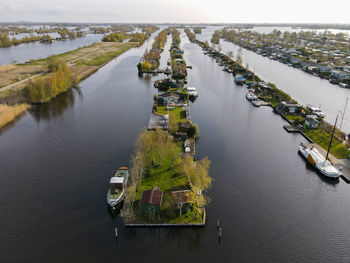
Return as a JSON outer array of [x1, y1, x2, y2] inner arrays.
[[140, 187, 163, 206]]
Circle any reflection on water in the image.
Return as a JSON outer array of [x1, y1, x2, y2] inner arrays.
[[29, 86, 82, 122]]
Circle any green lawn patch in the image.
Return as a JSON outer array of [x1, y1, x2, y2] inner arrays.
[[156, 106, 187, 125], [303, 128, 350, 159]]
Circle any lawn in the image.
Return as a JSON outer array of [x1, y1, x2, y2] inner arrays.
[[303, 128, 350, 159], [156, 106, 187, 125], [136, 157, 190, 200]]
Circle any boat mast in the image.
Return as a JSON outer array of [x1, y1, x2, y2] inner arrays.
[[325, 114, 339, 161]]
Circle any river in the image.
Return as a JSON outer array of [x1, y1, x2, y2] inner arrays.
[[0, 30, 349, 262]]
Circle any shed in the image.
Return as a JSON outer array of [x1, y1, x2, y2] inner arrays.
[[140, 186, 163, 215], [305, 115, 320, 129], [279, 102, 302, 115]]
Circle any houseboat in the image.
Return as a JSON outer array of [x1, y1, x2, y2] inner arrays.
[[298, 144, 341, 179], [107, 167, 129, 208]]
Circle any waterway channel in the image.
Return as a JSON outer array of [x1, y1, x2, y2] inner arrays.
[[0, 29, 349, 262]]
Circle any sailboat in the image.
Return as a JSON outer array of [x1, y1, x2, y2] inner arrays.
[[298, 115, 341, 179]]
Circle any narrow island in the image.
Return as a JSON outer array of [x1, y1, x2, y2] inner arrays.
[[121, 28, 212, 226]]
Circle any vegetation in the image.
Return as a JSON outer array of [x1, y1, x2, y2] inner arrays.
[[22, 59, 72, 103], [184, 28, 196, 42], [102, 32, 127, 42], [303, 128, 350, 159], [211, 30, 221, 44], [137, 28, 169, 73], [193, 27, 202, 34], [124, 129, 211, 224], [0, 104, 29, 128]]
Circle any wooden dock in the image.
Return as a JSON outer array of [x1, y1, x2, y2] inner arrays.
[[283, 125, 300, 133]]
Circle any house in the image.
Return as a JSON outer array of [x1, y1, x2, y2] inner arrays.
[[278, 101, 303, 115], [157, 92, 181, 105], [305, 115, 320, 129], [178, 122, 192, 133], [139, 186, 163, 215]]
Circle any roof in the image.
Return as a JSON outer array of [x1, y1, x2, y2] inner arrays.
[[140, 187, 163, 206], [178, 122, 192, 129], [110, 177, 124, 184], [172, 190, 191, 204], [159, 92, 181, 98]]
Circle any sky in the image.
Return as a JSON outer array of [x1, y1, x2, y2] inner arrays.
[[0, 0, 350, 24]]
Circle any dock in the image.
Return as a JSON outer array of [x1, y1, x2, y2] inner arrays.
[[259, 101, 271, 107], [307, 143, 350, 183], [283, 125, 299, 133]]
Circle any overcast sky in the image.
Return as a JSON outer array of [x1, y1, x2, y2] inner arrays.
[[1, 0, 350, 23]]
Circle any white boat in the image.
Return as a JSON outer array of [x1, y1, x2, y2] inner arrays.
[[246, 92, 257, 101], [251, 100, 261, 107], [185, 86, 198, 97], [107, 167, 129, 208], [307, 106, 326, 118], [298, 144, 341, 179]]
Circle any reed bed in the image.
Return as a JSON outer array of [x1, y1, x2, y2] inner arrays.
[[0, 104, 29, 128]]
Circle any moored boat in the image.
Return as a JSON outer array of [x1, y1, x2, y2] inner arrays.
[[234, 75, 246, 85], [246, 92, 257, 101], [298, 144, 340, 179], [251, 100, 261, 107], [107, 167, 129, 208]]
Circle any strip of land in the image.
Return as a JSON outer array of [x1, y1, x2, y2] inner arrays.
[[0, 41, 138, 128]]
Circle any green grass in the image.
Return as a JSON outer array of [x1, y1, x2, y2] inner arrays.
[[136, 157, 189, 200], [156, 106, 187, 125], [74, 43, 137, 66], [303, 128, 350, 159]]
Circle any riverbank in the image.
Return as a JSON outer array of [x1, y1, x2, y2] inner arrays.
[[0, 41, 138, 128], [0, 104, 29, 129]]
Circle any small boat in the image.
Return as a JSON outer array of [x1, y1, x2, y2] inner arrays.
[[234, 75, 246, 85], [307, 106, 326, 118], [246, 92, 257, 101], [339, 83, 348, 88], [298, 144, 340, 179], [107, 167, 129, 208], [251, 100, 261, 107], [185, 86, 198, 97]]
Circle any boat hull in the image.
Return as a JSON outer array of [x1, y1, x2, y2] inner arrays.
[[298, 147, 340, 179]]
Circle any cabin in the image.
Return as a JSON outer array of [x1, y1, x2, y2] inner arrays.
[[110, 177, 125, 194], [278, 102, 303, 115], [140, 186, 163, 215], [305, 115, 320, 129], [157, 92, 181, 105]]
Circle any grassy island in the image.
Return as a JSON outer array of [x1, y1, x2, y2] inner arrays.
[[122, 129, 210, 225]]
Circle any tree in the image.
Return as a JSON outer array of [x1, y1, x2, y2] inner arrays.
[[236, 47, 243, 65]]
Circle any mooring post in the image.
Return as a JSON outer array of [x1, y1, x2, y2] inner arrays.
[[217, 219, 220, 230]]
